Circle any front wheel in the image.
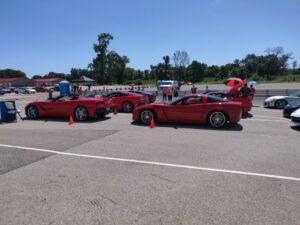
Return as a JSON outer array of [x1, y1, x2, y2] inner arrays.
[[208, 111, 227, 128], [275, 99, 287, 109], [122, 102, 134, 113], [74, 106, 88, 121], [26, 106, 39, 119], [140, 110, 155, 125]]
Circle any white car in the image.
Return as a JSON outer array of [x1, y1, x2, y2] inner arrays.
[[15, 87, 37, 94], [158, 80, 179, 90], [290, 108, 300, 126], [263, 92, 300, 109]]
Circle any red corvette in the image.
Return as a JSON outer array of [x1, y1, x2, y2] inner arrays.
[[133, 94, 242, 128], [25, 94, 113, 121], [104, 91, 149, 113]]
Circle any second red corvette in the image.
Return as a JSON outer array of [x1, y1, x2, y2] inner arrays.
[[104, 91, 149, 113], [133, 94, 242, 128]]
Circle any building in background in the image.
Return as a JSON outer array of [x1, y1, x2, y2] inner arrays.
[[28, 78, 62, 87], [0, 77, 29, 87]]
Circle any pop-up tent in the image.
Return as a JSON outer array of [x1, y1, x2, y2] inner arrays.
[[71, 76, 95, 84]]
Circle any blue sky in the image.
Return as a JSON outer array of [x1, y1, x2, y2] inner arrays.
[[1, 0, 299, 77]]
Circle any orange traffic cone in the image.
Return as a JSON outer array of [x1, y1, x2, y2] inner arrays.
[[150, 118, 155, 128], [69, 116, 74, 125], [113, 107, 118, 115]]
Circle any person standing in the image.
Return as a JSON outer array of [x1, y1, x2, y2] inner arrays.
[[167, 87, 173, 102], [191, 84, 197, 94], [162, 87, 167, 102], [250, 84, 256, 99]]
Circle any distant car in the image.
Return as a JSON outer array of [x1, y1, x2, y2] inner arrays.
[[133, 94, 242, 128], [128, 90, 156, 103], [104, 91, 149, 113], [264, 92, 300, 109], [15, 87, 37, 94], [33, 86, 48, 92], [290, 108, 300, 126], [205, 91, 252, 113], [0, 88, 5, 95], [283, 103, 300, 118], [25, 94, 113, 121], [158, 80, 179, 90]]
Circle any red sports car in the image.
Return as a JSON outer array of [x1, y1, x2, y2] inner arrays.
[[25, 94, 113, 121], [133, 94, 242, 128], [205, 91, 252, 113], [104, 91, 149, 113]]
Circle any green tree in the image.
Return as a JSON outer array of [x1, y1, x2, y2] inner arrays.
[[91, 33, 113, 84], [0, 69, 27, 78]]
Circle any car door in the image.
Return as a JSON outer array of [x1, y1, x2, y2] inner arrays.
[[40, 96, 74, 117], [165, 96, 205, 123]]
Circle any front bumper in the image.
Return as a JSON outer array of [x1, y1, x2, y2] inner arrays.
[[263, 101, 274, 108], [291, 116, 300, 126]]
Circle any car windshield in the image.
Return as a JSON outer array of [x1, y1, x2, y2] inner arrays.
[[52, 95, 78, 102], [161, 82, 172, 85], [290, 92, 300, 97], [169, 97, 184, 105]]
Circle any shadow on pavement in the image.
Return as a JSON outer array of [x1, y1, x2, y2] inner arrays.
[[291, 126, 300, 132], [131, 121, 243, 131], [242, 112, 253, 119], [23, 116, 111, 123]]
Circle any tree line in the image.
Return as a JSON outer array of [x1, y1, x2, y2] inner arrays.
[[1, 33, 299, 84]]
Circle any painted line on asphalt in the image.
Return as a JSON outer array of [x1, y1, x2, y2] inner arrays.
[[244, 119, 287, 123], [254, 115, 286, 120], [0, 143, 299, 182]]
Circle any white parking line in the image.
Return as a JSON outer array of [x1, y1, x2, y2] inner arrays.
[[254, 115, 286, 120], [244, 119, 288, 123], [0, 144, 299, 182]]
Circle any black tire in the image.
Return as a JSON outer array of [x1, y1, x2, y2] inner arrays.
[[208, 111, 227, 128], [26, 105, 39, 119], [139, 109, 156, 125], [275, 99, 287, 109], [74, 106, 88, 121], [122, 101, 134, 113]]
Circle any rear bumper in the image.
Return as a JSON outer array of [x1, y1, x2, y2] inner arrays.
[[95, 107, 113, 115]]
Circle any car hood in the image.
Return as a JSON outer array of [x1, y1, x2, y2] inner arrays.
[[291, 108, 300, 117], [265, 96, 287, 101]]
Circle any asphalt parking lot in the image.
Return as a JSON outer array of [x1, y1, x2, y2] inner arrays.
[[0, 92, 300, 225]]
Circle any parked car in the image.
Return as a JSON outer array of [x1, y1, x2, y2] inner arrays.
[[264, 91, 300, 109], [128, 90, 156, 103], [15, 87, 37, 94], [290, 108, 300, 126], [25, 94, 113, 121], [133, 94, 242, 128], [33, 86, 48, 92], [0, 88, 5, 95], [104, 91, 149, 113], [158, 80, 179, 90], [283, 103, 300, 118], [205, 91, 252, 113]]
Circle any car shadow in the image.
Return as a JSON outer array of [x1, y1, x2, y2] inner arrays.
[[291, 126, 300, 132], [23, 116, 111, 123], [242, 112, 253, 119], [131, 121, 243, 131]]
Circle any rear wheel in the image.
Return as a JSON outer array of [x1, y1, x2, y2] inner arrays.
[[275, 99, 287, 109], [74, 106, 88, 121], [208, 111, 227, 128], [140, 110, 155, 125], [26, 106, 39, 119], [122, 101, 134, 113]]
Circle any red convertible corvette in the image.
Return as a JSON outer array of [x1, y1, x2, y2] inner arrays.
[[25, 94, 113, 121], [104, 91, 149, 113], [133, 94, 242, 128]]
